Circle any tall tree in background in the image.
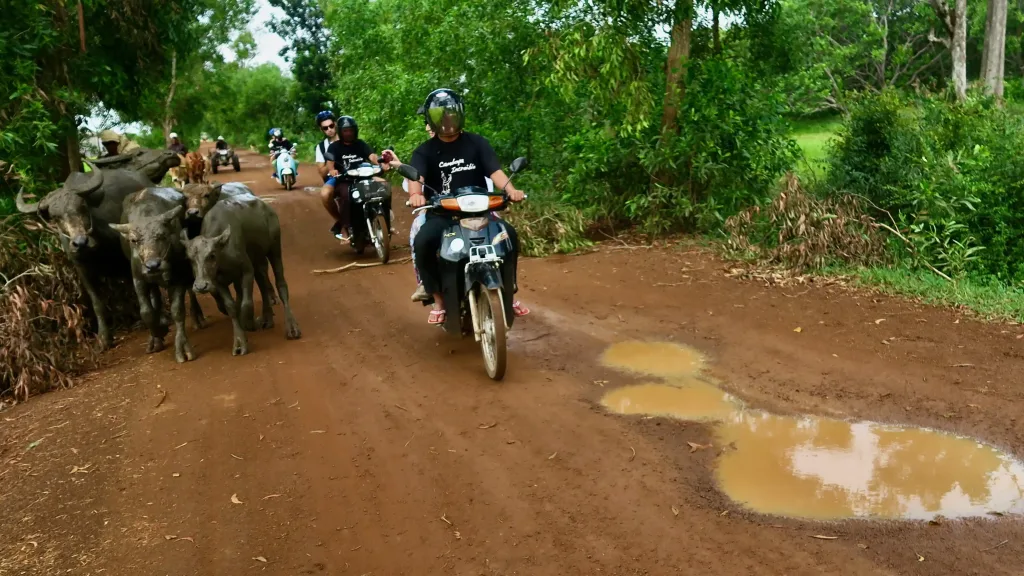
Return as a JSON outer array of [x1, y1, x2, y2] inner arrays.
[[929, 0, 969, 101], [267, 0, 333, 114], [981, 0, 1008, 99]]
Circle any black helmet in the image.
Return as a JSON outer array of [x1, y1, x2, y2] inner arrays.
[[338, 116, 358, 142], [422, 89, 464, 137]]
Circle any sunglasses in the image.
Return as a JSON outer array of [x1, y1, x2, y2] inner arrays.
[[320, 123, 336, 131]]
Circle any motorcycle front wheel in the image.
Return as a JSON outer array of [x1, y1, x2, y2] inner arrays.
[[371, 214, 390, 264], [478, 288, 507, 381], [284, 173, 294, 190]]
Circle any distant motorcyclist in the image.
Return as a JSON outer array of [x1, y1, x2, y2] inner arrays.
[[320, 116, 397, 241], [215, 136, 229, 150], [268, 128, 294, 180], [168, 132, 188, 155], [406, 89, 529, 324], [314, 111, 341, 184]]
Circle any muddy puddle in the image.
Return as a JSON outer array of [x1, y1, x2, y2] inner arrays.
[[599, 341, 1024, 521]]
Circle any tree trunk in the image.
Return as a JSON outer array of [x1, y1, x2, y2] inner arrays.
[[163, 51, 177, 145], [660, 0, 693, 136], [982, 0, 1008, 100], [67, 132, 81, 174], [712, 6, 722, 54], [929, 0, 968, 101], [951, 0, 968, 100]]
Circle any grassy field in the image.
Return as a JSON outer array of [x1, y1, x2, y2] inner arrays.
[[789, 117, 842, 179]]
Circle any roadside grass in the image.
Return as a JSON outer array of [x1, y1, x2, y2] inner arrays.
[[846, 266, 1024, 323]]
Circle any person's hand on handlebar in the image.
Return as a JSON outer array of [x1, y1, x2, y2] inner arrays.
[[507, 188, 526, 203], [409, 193, 427, 208]]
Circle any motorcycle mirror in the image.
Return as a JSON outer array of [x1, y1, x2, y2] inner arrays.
[[509, 157, 528, 174], [397, 164, 420, 181]]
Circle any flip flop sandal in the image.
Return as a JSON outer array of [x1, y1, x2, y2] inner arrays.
[[513, 301, 530, 317], [428, 309, 446, 325]]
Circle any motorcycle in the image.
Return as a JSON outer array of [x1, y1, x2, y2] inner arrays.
[[344, 161, 393, 264], [271, 145, 298, 190], [397, 157, 528, 381], [210, 147, 241, 173]]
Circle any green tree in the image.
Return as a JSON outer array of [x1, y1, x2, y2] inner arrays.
[[268, 0, 333, 114]]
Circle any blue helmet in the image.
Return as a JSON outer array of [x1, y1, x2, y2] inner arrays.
[[271, 128, 282, 138], [315, 110, 335, 126]]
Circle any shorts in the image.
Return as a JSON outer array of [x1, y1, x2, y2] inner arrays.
[[325, 176, 338, 187]]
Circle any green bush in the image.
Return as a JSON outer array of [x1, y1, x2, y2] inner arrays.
[[827, 92, 1024, 283]]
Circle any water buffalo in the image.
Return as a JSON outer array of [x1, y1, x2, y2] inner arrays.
[[180, 193, 301, 356], [93, 148, 180, 184], [108, 188, 202, 362], [15, 163, 156, 349], [181, 182, 279, 307]]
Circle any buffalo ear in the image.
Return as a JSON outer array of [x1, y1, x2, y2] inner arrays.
[[179, 228, 192, 247], [214, 228, 231, 247], [161, 205, 184, 223]]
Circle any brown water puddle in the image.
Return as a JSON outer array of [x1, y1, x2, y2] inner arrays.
[[599, 341, 1024, 520], [601, 381, 740, 422], [601, 341, 703, 378]]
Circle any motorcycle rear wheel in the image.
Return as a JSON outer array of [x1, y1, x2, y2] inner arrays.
[[479, 288, 507, 381]]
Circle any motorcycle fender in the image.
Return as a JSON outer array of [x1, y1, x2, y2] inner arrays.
[[465, 262, 503, 292], [440, 226, 468, 263], [281, 167, 294, 175]]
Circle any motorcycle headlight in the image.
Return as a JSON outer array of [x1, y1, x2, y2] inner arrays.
[[352, 190, 361, 199], [460, 217, 489, 231], [347, 169, 358, 177], [455, 195, 490, 213]]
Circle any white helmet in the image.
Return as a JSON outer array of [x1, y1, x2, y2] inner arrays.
[[217, 135, 224, 141], [169, 132, 178, 139]]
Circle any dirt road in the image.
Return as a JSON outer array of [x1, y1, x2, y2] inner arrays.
[[2, 149, 1024, 575]]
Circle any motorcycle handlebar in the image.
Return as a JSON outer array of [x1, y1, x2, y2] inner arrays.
[[404, 192, 528, 210]]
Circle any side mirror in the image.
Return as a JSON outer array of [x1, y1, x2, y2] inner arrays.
[[397, 164, 420, 181], [509, 157, 528, 174]]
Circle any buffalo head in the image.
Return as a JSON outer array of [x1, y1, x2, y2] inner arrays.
[[180, 227, 231, 294], [17, 163, 105, 254], [110, 205, 184, 284]]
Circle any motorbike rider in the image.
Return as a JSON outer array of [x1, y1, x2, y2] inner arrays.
[[215, 136, 229, 151], [406, 89, 529, 324], [168, 132, 188, 155], [314, 111, 340, 184], [321, 116, 398, 241], [269, 128, 295, 180]]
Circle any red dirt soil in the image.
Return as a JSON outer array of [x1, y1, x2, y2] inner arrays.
[[2, 149, 1023, 575]]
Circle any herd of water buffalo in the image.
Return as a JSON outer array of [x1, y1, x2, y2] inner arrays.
[[15, 148, 301, 362]]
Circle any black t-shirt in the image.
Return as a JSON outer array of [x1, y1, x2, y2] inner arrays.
[[215, 141, 228, 150], [327, 139, 374, 174], [410, 132, 501, 199], [270, 138, 293, 152]]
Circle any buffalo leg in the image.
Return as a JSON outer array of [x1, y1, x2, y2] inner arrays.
[[170, 285, 195, 363], [188, 289, 207, 329], [239, 264, 257, 332], [257, 263, 278, 306], [149, 284, 170, 336], [134, 279, 165, 354], [255, 263, 275, 330], [268, 244, 301, 340], [218, 284, 248, 356], [77, 265, 113, 350]]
